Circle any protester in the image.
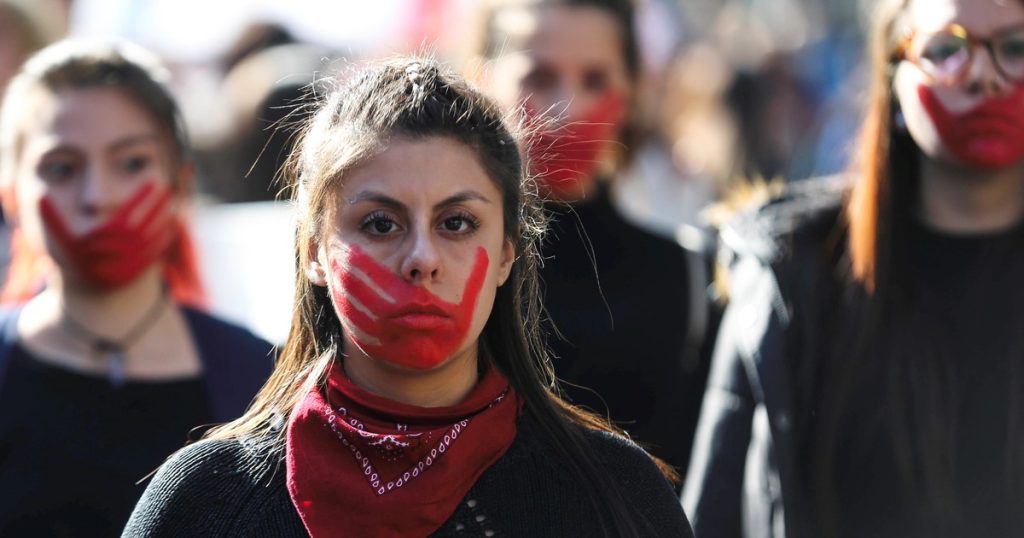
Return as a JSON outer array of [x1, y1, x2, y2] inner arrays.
[[0, 39, 273, 535], [684, 0, 1024, 536], [124, 56, 693, 537], [477, 0, 715, 475]]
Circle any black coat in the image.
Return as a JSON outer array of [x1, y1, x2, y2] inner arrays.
[[681, 178, 846, 538]]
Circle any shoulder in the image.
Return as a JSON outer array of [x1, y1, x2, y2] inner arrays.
[[720, 175, 849, 267], [125, 437, 285, 535], [180, 306, 274, 356]]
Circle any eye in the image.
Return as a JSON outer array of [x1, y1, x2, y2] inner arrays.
[[120, 154, 152, 174], [582, 67, 611, 94], [920, 33, 968, 65], [38, 159, 78, 184], [360, 211, 402, 236], [438, 211, 480, 234], [522, 64, 558, 92], [998, 30, 1024, 60]]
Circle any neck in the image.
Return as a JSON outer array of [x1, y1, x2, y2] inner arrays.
[[342, 342, 480, 408], [918, 157, 1024, 233], [43, 266, 167, 339]]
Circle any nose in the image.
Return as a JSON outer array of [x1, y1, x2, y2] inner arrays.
[[399, 227, 442, 284], [965, 43, 1013, 97], [78, 165, 119, 219]]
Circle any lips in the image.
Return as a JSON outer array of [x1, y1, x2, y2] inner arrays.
[[387, 302, 453, 331]]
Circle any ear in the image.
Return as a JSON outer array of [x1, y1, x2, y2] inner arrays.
[[306, 237, 329, 287], [496, 238, 515, 287], [173, 160, 196, 195]]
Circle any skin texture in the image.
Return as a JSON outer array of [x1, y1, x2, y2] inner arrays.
[[3, 86, 200, 379], [310, 136, 515, 407], [893, 0, 1024, 232], [7, 87, 183, 288], [486, 5, 631, 201]]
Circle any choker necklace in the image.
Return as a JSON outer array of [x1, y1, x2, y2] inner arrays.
[[60, 289, 169, 387]]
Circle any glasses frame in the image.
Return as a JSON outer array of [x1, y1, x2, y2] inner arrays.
[[894, 22, 1024, 86]]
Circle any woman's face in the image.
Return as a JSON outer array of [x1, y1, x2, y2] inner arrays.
[[8, 86, 182, 288], [893, 0, 1024, 170], [488, 5, 632, 199], [313, 136, 515, 373]]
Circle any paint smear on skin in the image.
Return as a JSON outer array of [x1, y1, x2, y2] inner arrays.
[[329, 245, 490, 370], [39, 181, 175, 288], [525, 91, 626, 199], [919, 84, 1024, 169]]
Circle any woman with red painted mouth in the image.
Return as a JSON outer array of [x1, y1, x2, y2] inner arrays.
[[685, 1, 1024, 537], [126, 57, 693, 537], [475, 0, 715, 481], [0, 40, 273, 536]]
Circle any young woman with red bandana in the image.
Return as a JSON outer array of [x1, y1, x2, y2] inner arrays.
[[684, 0, 1024, 537], [0, 40, 272, 536], [124, 57, 694, 537], [478, 0, 714, 478]]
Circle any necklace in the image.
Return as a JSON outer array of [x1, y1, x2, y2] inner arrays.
[[59, 289, 169, 388]]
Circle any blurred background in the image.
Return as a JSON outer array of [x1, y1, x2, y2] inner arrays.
[[2, 0, 877, 343]]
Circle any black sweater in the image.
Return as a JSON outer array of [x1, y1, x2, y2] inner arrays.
[[124, 412, 694, 537]]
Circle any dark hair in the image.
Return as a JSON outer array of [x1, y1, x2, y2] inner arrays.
[[807, 0, 1024, 535], [206, 56, 669, 536], [479, 0, 643, 166], [0, 38, 204, 306], [481, 0, 640, 80]]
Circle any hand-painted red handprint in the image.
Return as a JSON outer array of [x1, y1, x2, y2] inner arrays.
[[329, 245, 489, 370], [39, 182, 175, 289]]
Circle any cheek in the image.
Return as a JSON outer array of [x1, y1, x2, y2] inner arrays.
[[894, 66, 945, 155]]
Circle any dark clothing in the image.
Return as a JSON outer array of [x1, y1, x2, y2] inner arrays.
[[0, 306, 274, 538], [683, 177, 1024, 538], [0, 344, 211, 537], [541, 187, 712, 474], [124, 411, 695, 538]]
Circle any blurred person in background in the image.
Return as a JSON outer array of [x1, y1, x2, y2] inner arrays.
[[684, 0, 1024, 536], [0, 39, 272, 536], [476, 0, 716, 478], [125, 56, 692, 538]]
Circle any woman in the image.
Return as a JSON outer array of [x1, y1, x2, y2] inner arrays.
[[0, 40, 273, 535], [478, 0, 714, 475], [125, 57, 693, 537], [683, 0, 1024, 537]]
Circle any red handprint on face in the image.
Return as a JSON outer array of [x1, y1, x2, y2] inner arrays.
[[329, 245, 489, 370], [919, 83, 1024, 169], [39, 182, 175, 289], [524, 91, 626, 198]]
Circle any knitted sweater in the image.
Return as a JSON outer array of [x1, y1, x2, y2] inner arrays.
[[124, 412, 694, 537]]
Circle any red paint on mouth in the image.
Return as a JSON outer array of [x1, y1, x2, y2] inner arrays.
[[39, 182, 175, 288], [525, 91, 626, 199], [329, 246, 489, 370], [919, 84, 1024, 169]]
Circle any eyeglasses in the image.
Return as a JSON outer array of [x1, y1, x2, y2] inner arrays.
[[895, 23, 1024, 85]]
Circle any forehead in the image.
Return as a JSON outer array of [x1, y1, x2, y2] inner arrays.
[[20, 86, 163, 154], [505, 5, 624, 68], [908, 0, 1024, 34], [334, 136, 502, 207]]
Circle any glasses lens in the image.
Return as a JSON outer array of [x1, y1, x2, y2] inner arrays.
[[996, 27, 1024, 80], [916, 32, 970, 81]]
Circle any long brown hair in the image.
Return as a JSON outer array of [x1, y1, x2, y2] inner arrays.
[[810, 0, 1024, 535], [206, 56, 672, 536], [0, 39, 206, 306]]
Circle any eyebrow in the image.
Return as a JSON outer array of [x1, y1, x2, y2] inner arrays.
[[109, 134, 162, 152], [346, 189, 492, 211]]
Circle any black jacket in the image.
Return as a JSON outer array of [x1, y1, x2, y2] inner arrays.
[[125, 410, 694, 537], [681, 178, 847, 538]]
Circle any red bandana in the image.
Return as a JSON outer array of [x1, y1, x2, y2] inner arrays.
[[286, 363, 520, 537]]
